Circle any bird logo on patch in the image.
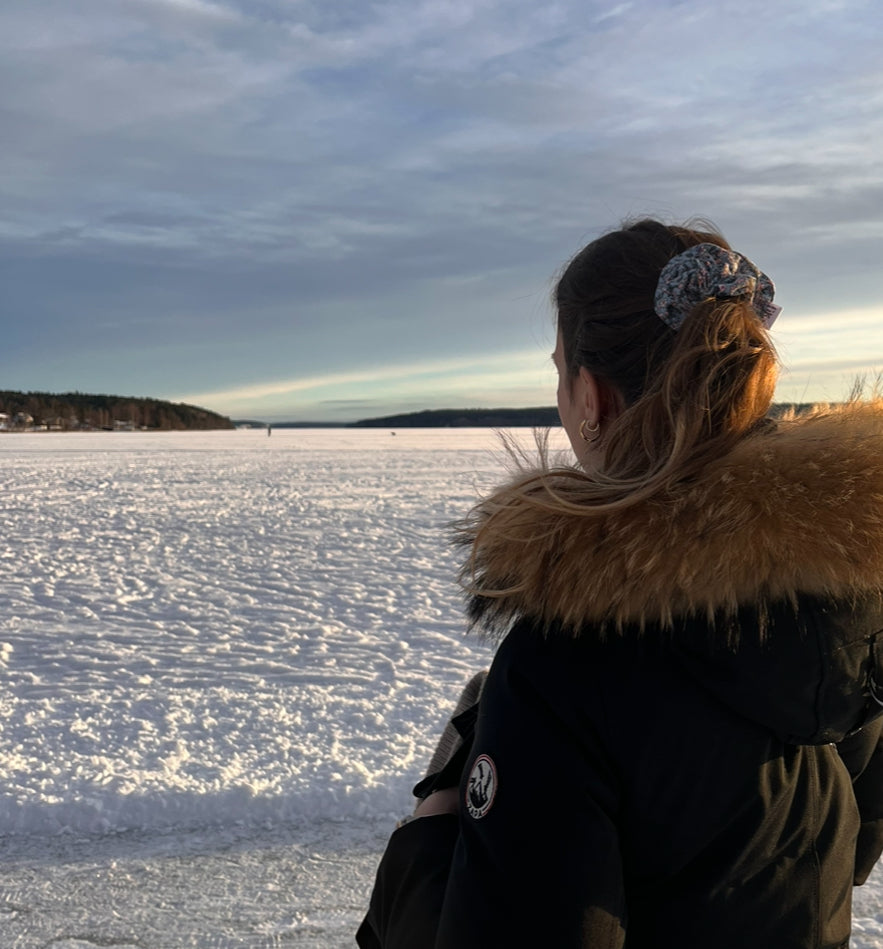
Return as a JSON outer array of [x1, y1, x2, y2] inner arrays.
[[466, 754, 497, 819]]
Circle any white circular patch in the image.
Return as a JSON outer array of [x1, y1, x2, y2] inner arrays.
[[465, 754, 497, 819]]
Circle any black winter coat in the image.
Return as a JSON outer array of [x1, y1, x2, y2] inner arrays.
[[359, 402, 883, 948]]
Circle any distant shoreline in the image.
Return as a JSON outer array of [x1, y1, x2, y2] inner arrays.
[[244, 402, 818, 429], [243, 407, 560, 429], [0, 389, 233, 432], [2, 390, 820, 433]]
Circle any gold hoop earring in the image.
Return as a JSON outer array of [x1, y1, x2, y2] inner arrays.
[[579, 418, 601, 444]]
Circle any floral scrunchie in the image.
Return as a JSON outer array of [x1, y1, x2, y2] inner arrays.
[[654, 242, 781, 331]]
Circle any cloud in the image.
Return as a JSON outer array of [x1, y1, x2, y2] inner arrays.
[[1, 0, 881, 416], [171, 347, 554, 410], [773, 304, 883, 402]]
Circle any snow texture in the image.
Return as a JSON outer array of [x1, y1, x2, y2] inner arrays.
[[0, 429, 881, 947]]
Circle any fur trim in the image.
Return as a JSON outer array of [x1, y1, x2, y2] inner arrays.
[[460, 401, 883, 634]]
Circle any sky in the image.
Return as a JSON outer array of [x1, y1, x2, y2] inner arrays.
[[1, 0, 882, 423]]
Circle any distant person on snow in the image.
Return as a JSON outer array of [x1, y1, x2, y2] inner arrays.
[[357, 219, 883, 949]]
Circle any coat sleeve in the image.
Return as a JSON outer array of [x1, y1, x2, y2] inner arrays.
[[434, 627, 627, 948], [836, 715, 883, 885], [358, 623, 627, 948], [357, 815, 459, 949]]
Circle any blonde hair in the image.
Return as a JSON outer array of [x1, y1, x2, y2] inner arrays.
[[462, 219, 779, 555]]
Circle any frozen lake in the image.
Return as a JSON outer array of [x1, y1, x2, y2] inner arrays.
[[1, 428, 882, 947]]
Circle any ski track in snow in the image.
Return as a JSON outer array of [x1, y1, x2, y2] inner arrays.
[[1, 428, 881, 947]]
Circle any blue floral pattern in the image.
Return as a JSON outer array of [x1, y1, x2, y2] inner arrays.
[[654, 242, 781, 331]]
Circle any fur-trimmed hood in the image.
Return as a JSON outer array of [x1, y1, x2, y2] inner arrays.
[[461, 400, 883, 637]]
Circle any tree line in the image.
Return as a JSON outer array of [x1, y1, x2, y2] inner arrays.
[[353, 407, 562, 427], [0, 390, 234, 431], [352, 404, 816, 428]]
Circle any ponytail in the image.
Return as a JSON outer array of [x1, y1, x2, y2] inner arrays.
[[473, 220, 779, 519]]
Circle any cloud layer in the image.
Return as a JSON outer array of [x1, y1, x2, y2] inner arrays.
[[2, 0, 881, 419]]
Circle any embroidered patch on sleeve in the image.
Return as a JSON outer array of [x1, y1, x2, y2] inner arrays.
[[466, 754, 497, 819]]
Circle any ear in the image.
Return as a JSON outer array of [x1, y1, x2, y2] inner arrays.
[[578, 368, 624, 426], [577, 367, 603, 425]]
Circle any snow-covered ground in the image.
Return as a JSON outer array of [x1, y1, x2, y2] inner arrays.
[[1, 428, 881, 948]]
